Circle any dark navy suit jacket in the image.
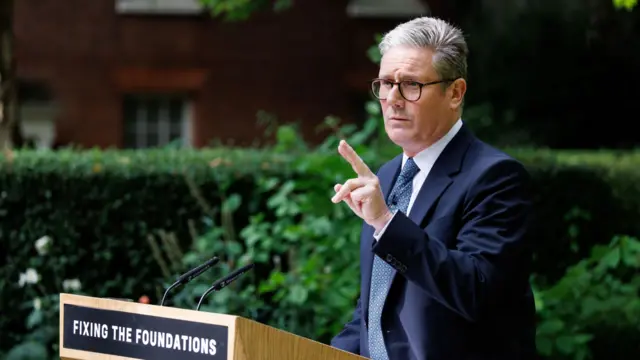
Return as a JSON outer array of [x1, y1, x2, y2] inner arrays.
[[331, 124, 537, 360]]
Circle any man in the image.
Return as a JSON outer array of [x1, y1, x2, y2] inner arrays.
[[329, 17, 536, 360]]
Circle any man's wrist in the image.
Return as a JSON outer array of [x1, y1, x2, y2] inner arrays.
[[371, 210, 394, 233]]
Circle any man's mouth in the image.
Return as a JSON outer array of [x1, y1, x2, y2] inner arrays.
[[390, 116, 409, 121]]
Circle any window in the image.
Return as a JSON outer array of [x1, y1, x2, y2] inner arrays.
[[122, 95, 192, 148], [115, 0, 204, 15], [17, 81, 57, 149]]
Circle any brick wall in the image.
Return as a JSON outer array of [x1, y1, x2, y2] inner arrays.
[[14, 0, 409, 148]]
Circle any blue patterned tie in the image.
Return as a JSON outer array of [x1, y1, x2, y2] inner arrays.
[[368, 158, 420, 360]]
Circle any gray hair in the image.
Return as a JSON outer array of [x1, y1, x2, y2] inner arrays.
[[379, 17, 468, 82]]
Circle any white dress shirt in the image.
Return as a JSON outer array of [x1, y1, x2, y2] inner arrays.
[[374, 119, 463, 240]]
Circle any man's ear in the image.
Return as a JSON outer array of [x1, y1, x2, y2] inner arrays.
[[449, 78, 466, 110]]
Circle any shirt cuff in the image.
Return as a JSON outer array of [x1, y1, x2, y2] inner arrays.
[[373, 210, 398, 241]]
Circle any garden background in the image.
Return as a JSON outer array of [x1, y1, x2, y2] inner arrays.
[[2, 0, 640, 359]]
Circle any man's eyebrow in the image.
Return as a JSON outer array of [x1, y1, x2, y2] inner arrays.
[[377, 73, 421, 80]]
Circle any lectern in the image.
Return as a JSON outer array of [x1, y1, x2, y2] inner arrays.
[[59, 293, 367, 360]]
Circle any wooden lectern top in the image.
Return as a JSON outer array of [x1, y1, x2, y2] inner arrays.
[[59, 293, 367, 360]]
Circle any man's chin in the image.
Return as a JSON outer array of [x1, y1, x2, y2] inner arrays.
[[386, 130, 414, 148]]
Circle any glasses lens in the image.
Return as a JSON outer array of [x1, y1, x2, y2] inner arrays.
[[371, 80, 383, 99], [400, 82, 421, 101], [371, 80, 421, 101]]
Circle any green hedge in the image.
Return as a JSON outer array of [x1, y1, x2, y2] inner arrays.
[[0, 148, 290, 358], [1, 145, 639, 359]]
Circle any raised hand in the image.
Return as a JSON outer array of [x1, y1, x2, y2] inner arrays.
[[331, 140, 393, 232]]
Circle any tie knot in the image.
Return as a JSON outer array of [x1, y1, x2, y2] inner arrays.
[[400, 158, 420, 180]]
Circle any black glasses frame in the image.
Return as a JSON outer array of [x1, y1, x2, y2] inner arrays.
[[371, 78, 457, 102]]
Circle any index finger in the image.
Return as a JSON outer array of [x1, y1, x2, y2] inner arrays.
[[339, 140, 374, 177]]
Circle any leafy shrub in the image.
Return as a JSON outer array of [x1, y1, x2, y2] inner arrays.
[[1, 116, 640, 359], [534, 234, 640, 359], [0, 147, 289, 358]]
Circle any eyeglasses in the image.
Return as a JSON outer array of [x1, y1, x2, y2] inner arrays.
[[371, 78, 457, 102]]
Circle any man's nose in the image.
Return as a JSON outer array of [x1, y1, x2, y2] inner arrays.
[[386, 84, 404, 107]]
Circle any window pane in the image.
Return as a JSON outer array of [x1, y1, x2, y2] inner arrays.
[[122, 95, 187, 148], [169, 99, 184, 143], [123, 97, 138, 148]]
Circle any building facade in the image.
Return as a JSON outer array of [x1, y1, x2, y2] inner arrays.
[[14, 0, 435, 149]]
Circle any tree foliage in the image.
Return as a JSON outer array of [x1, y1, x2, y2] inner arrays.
[[198, 0, 637, 21], [199, 0, 293, 21], [613, 0, 637, 10]]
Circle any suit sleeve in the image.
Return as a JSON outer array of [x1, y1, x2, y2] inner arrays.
[[372, 159, 533, 322], [330, 296, 362, 354]]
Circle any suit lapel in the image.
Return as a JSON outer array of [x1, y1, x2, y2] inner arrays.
[[361, 154, 402, 324], [380, 156, 402, 203], [409, 125, 474, 225], [408, 175, 452, 224], [382, 125, 475, 299]]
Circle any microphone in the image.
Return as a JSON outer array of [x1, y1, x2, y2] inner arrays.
[[196, 263, 255, 311], [159, 256, 220, 306]]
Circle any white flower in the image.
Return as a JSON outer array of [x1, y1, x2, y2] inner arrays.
[[63, 278, 82, 292], [18, 268, 40, 287], [33, 298, 42, 311], [34, 236, 52, 255]]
